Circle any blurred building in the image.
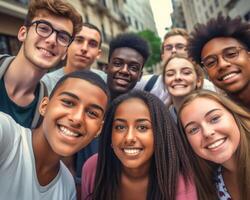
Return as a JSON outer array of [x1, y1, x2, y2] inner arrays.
[[0, 0, 157, 70], [172, 0, 250, 32], [170, 0, 186, 29], [123, 0, 157, 33]]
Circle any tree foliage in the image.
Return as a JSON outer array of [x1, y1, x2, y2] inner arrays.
[[138, 30, 161, 72]]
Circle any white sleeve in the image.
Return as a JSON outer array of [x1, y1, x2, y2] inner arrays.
[[0, 112, 20, 165]]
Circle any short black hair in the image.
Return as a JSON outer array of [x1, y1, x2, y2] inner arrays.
[[49, 70, 110, 102], [188, 13, 250, 64], [82, 22, 102, 48], [108, 33, 150, 65]]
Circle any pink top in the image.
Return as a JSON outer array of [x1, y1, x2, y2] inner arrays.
[[82, 154, 197, 200]]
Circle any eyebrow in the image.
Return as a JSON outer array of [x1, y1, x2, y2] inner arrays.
[[183, 108, 221, 130], [113, 118, 151, 123], [59, 91, 105, 114]]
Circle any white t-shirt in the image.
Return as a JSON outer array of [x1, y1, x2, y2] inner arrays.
[[0, 112, 76, 200]]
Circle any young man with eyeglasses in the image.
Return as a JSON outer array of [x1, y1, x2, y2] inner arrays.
[[188, 14, 250, 110], [0, 0, 82, 128]]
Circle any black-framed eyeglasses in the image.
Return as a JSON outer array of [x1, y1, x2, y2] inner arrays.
[[201, 46, 246, 69], [164, 43, 186, 52], [27, 20, 73, 47]]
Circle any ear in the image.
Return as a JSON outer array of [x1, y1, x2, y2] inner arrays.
[[96, 49, 102, 60], [17, 26, 28, 42], [39, 97, 49, 117], [138, 69, 143, 81], [95, 121, 104, 138], [196, 78, 203, 89]]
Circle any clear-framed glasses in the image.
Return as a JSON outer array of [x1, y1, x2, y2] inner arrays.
[[27, 20, 73, 47], [164, 43, 186, 52], [201, 46, 246, 69]]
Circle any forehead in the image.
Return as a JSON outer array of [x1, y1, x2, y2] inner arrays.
[[166, 57, 194, 70], [110, 47, 144, 64], [201, 37, 244, 57], [76, 26, 101, 42], [53, 78, 107, 101], [115, 98, 150, 117], [32, 10, 73, 34], [164, 35, 187, 45]]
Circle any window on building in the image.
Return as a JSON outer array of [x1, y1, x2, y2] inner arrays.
[[205, 11, 209, 19], [0, 35, 20, 55], [101, 24, 107, 43], [135, 20, 139, 30], [214, 0, 219, 7], [14, 0, 28, 5], [202, 0, 206, 6], [85, 14, 89, 23], [209, 5, 214, 13], [127, 16, 131, 25], [113, 0, 119, 12], [245, 11, 250, 21]]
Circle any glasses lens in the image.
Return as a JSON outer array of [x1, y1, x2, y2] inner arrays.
[[57, 32, 72, 46], [175, 43, 186, 50], [202, 56, 217, 68], [164, 45, 173, 51], [36, 22, 52, 38], [223, 47, 239, 60]]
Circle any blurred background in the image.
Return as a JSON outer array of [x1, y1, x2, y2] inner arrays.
[[0, 0, 249, 73]]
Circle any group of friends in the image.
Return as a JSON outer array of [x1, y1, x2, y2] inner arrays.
[[0, 0, 250, 200]]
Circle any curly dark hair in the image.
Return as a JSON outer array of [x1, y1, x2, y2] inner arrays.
[[108, 33, 150, 65], [188, 13, 250, 65]]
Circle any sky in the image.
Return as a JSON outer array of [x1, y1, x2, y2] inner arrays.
[[149, 0, 173, 40]]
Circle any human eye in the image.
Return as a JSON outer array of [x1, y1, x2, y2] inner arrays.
[[164, 44, 173, 51], [224, 47, 238, 59], [182, 69, 192, 75], [137, 124, 149, 132], [209, 114, 221, 124], [175, 43, 186, 50], [86, 108, 101, 119], [113, 123, 126, 132], [128, 63, 140, 72], [61, 98, 75, 107], [74, 37, 84, 44], [112, 59, 123, 67], [166, 70, 175, 77], [58, 32, 71, 44], [186, 125, 200, 135], [202, 56, 217, 68], [88, 40, 98, 48], [37, 22, 51, 33]]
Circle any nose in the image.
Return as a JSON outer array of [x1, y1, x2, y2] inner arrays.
[[174, 71, 182, 80], [80, 41, 88, 52], [202, 124, 215, 138], [69, 108, 83, 128], [44, 31, 57, 47], [119, 63, 129, 74], [217, 55, 230, 71], [124, 127, 136, 144]]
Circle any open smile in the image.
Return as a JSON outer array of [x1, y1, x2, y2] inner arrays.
[[205, 137, 227, 150], [37, 47, 55, 57], [58, 125, 82, 138]]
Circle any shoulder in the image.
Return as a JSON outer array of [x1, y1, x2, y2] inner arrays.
[[90, 69, 107, 82], [175, 175, 198, 200], [42, 68, 64, 94], [81, 154, 98, 199]]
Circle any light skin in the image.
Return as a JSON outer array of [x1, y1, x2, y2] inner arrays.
[[180, 97, 240, 169], [64, 26, 102, 74], [4, 10, 73, 107], [112, 98, 154, 200], [164, 57, 201, 110], [201, 37, 250, 107], [32, 78, 108, 186], [107, 47, 144, 99], [161, 35, 188, 62], [180, 97, 241, 199]]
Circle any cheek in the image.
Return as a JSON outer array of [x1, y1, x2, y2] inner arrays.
[[187, 135, 201, 151]]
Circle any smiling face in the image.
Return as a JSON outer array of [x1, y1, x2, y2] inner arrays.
[[39, 78, 108, 156], [201, 37, 250, 94], [111, 98, 154, 171], [164, 57, 201, 98], [180, 97, 240, 167], [66, 26, 101, 71], [18, 10, 73, 71], [107, 47, 144, 97]]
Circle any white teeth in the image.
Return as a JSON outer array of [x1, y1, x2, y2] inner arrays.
[[59, 126, 79, 137], [123, 148, 141, 155], [207, 138, 225, 149], [173, 85, 185, 88], [39, 48, 53, 57], [222, 73, 237, 80]]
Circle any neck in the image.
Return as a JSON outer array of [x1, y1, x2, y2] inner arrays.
[[228, 86, 250, 110], [64, 62, 91, 74], [32, 126, 61, 185], [172, 96, 185, 112]]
